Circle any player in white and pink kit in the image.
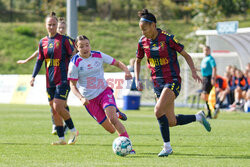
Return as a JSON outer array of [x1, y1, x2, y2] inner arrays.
[[68, 35, 135, 154]]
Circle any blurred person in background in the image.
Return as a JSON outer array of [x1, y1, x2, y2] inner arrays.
[[200, 46, 217, 118], [229, 69, 248, 111], [213, 74, 228, 118]]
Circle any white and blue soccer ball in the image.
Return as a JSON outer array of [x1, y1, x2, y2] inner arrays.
[[112, 136, 132, 157]]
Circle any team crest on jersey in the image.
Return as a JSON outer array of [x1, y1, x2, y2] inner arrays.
[[48, 43, 54, 48], [151, 43, 159, 51], [94, 61, 100, 67], [87, 64, 93, 69]]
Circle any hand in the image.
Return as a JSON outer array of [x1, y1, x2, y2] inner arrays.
[[192, 71, 202, 83], [125, 72, 132, 80], [136, 80, 143, 91], [80, 97, 90, 105], [30, 77, 35, 87], [17, 60, 27, 64], [211, 78, 216, 85]]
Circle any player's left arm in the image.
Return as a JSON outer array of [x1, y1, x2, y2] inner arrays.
[[64, 37, 75, 58], [180, 50, 202, 83], [113, 60, 132, 80]]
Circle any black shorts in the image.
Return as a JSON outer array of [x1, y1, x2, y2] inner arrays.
[[202, 76, 213, 94], [47, 83, 70, 101], [154, 80, 181, 98]]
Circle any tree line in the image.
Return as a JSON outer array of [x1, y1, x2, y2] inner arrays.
[[0, 0, 249, 23]]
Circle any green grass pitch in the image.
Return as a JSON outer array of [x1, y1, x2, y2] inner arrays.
[[0, 104, 249, 167]]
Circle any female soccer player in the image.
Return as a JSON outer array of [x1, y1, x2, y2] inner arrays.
[[18, 17, 73, 135], [30, 12, 78, 145], [68, 35, 135, 153], [135, 9, 211, 157]]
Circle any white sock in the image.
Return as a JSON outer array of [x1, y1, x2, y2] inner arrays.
[[59, 137, 65, 140], [70, 127, 76, 132], [195, 114, 202, 122], [164, 142, 171, 150]]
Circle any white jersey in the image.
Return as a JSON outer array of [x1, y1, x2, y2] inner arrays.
[[68, 51, 116, 100]]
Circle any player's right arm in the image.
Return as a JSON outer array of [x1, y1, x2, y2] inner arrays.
[[135, 40, 144, 91], [134, 58, 143, 91], [30, 42, 44, 87], [68, 58, 89, 105], [69, 80, 89, 105], [17, 50, 39, 64]]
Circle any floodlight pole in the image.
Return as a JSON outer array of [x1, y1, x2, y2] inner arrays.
[[67, 0, 78, 39]]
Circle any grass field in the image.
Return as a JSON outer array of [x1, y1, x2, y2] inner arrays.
[[0, 104, 250, 167]]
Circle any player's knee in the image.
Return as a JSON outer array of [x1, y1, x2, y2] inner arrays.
[[154, 105, 163, 118], [108, 128, 116, 134], [168, 118, 177, 127]]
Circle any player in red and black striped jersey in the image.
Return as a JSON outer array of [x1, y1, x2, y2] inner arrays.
[[30, 12, 78, 145], [135, 9, 211, 157], [18, 17, 75, 135]]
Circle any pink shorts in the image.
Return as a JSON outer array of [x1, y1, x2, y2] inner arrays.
[[85, 87, 118, 124]]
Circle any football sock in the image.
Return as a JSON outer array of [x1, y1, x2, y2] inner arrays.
[[164, 142, 172, 150], [59, 137, 65, 140], [64, 118, 76, 132], [206, 101, 211, 116], [64, 106, 70, 128], [119, 131, 129, 138], [56, 126, 64, 138], [157, 115, 170, 142], [176, 114, 196, 125], [195, 114, 202, 122]]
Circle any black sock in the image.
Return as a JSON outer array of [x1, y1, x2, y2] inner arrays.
[[176, 114, 196, 125], [65, 106, 70, 112], [206, 101, 211, 116], [56, 126, 64, 137], [157, 115, 170, 142], [65, 118, 75, 130]]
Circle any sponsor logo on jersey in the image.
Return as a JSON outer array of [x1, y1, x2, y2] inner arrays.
[[148, 58, 169, 67], [45, 58, 60, 67]]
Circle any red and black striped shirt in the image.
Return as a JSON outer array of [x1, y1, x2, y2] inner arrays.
[[136, 29, 184, 84], [37, 33, 74, 88]]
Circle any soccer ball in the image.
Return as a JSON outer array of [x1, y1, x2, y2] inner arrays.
[[112, 136, 132, 157]]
